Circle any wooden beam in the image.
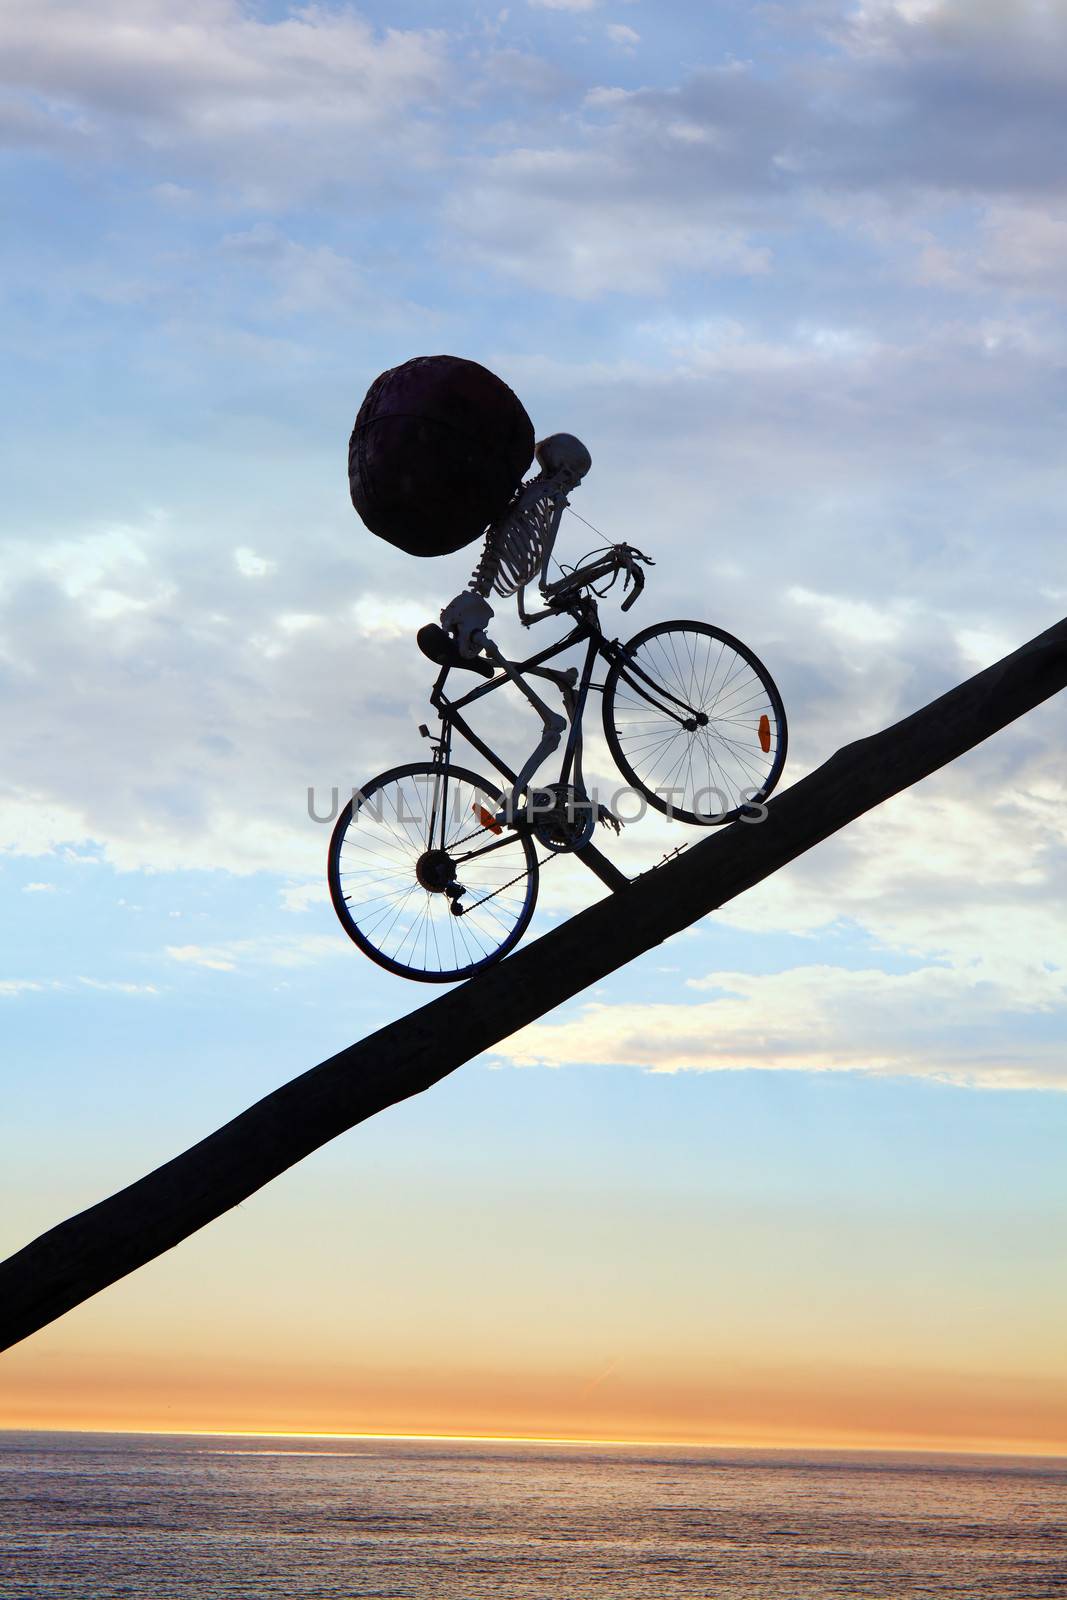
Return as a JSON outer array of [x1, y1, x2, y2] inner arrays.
[[2, 613, 1065, 1351]]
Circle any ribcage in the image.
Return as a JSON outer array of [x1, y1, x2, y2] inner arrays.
[[468, 476, 557, 598]]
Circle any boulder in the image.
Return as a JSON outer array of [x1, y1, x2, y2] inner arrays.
[[348, 355, 535, 558]]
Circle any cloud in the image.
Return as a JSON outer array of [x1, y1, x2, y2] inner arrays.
[[978, 204, 1067, 294], [2, 0, 1065, 1089], [6, 0, 1067, 299], [803, 0, 1067, 197], [76, 977, 160, 994], [234, 547, 277, 579], [605, 23, 640, 51], [498, 960, 1067, 1089], [165, 934, 347, 972], [444, 61, 794, 296], [529, 0, 640, 7], [0, 507, 453, 877], [443, 0, 1067, 298], [350, 595, 433, 640], [166, 944, 238, 972], [445, 138, 773, 297], [0, 0, 452, 204], [838, 0, 1067, 68], [0, 976, 157, 997], [3, 309, 1063, 904], [715, 769, 1067, 977], [218, 225, 419, 321], [280, 881, 327, 914]]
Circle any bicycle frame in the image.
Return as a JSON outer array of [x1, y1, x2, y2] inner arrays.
[[429, 614, 600, 797], [416, 610, 612, 891], [421, 593, 709, 878], [329, 547, 788, 979]]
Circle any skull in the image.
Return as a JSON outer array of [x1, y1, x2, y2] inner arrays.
[[534, 433, 592, 486]]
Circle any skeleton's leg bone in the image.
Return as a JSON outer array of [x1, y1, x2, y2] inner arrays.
[[479, 637, 568, 814]]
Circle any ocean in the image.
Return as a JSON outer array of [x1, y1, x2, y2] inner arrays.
[[1, 1431, 1065, 1599]]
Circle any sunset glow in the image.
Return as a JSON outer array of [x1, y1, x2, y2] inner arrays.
[[3, 0, 1067, 1476]]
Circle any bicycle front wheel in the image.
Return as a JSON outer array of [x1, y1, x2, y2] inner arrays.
[[602, 620, 787, 825], [327, 762, 539, 982]]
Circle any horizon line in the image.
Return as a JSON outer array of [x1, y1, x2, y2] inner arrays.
[[4, 1424, 1066, 1461]]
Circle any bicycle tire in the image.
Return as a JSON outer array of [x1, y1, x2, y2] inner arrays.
[[328, 761, 539, 982], [602, 620, 788, 826]]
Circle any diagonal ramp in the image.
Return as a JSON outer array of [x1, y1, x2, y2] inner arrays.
[[2, 613, 1066, 1351]]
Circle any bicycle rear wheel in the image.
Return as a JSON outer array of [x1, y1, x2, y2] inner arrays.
[[327, 762, 539, 982], [602, 620, 787, 825]]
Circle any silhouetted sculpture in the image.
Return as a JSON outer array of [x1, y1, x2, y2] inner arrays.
[[346, 357, 789, 980], [1, 614, 1065, 1350]]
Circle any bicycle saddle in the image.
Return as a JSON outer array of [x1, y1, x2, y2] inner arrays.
[[417, 623, 495, 678]]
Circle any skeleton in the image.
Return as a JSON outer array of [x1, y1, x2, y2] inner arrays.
[[439, 433, 592, 652], [434, 433, 594, 804]]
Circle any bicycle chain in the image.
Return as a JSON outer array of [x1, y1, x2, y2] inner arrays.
[[443, 819, 552, 916], [459, 849, 553, 916]]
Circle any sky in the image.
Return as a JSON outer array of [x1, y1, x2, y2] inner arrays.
[[1, 0, 1067, 1453]]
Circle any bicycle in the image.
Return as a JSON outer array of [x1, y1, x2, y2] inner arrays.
[[328, 433, 788, 982]]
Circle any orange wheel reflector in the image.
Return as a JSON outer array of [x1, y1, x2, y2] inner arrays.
[[474, 803, 502, 835], [758, 714, 771, 754]]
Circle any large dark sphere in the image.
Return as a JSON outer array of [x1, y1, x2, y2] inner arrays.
[[348, 355, 535, 558]]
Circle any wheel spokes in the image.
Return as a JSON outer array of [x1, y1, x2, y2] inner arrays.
[[334, 768, 537, 978], [610, 626, 783, 820]]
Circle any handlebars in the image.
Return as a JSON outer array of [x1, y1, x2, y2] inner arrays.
[[540, 543, 654, 614]]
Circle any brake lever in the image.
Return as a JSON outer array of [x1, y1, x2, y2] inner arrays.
[[620, 564, 645, 611]]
